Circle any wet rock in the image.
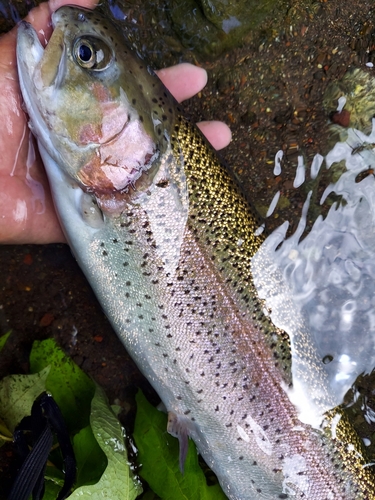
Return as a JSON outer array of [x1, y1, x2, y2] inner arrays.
[[168, 0, 289, 56], [274, 108, 293, 125], [324, 68, 375, 135], [331, 109, 350, 127], [0, 0, 36, 33], [240, 110, 258, 126]]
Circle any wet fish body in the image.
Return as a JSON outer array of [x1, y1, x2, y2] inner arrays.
[[16, 6, 375, 498]]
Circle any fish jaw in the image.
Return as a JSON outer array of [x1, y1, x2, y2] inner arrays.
[[16, 21, 58, 165], [17, 12, 161, 214], [16, 6, 183, 216], [17, 19, 94, 183]]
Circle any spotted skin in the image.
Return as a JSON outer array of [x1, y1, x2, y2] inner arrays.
[[16, 6, 375, 499]]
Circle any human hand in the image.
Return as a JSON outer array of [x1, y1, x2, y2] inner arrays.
[[0, 0, 231, 245]]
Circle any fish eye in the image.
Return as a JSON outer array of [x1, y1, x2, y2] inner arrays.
[[74, 39, 96, 68], [77, 42, 95, 66], [73, 36, 113, 71]]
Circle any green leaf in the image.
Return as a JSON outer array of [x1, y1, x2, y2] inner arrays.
[[0, 417, 12, 438], [133, 391, 227, 500], [37, 479, 62, 500], [0, 416, 13, 448], [69, 384, 142, 499], [44, 464, 65, 486], [30, 339, 95, 433], [0, 331, 11, 353], [0, 366, 50, 432], [140, 491, 160, 500], [73, 425, 108, 487]]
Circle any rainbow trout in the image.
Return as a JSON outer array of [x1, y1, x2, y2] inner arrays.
[[16, 6, 375, 498]]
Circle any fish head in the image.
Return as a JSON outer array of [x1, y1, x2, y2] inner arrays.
[[17, 6, 177, 213]]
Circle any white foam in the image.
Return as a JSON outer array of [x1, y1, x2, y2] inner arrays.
[[253, 120, 375, 422], [274, 150, 283, 175], [236, 424, 250, 443], [293, 156, 305, 188], [310, 153, 324, 180], [282, 454, 310, 496], [245, 415, 273, 455], [266, 191, 280, 217], [337, 96, 346, 112]]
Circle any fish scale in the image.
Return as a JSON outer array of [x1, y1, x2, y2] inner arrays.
[[16, 5, 375, 498]]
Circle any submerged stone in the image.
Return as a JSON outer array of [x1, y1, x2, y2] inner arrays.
[[168, 0, 288, 56]]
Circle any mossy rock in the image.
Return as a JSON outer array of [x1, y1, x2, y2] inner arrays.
[[168, 0, 288, 56]]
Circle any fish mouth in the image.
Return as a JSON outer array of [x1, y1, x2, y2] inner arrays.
[[17, 21, 45, 94], [17, 20, 45, 64], [17, 15, 67, 91], [17, 21, 56, 156]]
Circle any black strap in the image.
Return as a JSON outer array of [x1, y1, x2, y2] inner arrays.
[[8, 423, 53, 500], [40, 393, 76, 500], [8, 392, 76, 500]]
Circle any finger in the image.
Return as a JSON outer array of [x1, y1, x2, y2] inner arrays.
[[49, 0, 98, 13], [23, 1, 98, 44], [25, 0, 98, 44], [197, 121, 232, 150], [156, 63, 207, 103], [24, 2, 52, 43]]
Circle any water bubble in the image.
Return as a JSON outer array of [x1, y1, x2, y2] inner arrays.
[[323, 355, 334, 365]]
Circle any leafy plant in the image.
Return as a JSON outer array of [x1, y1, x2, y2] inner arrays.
[[0, 334, 226, 499], [134, 391, 227, 500], [0, 337, 141, 499], [0, 331, 10, 353]]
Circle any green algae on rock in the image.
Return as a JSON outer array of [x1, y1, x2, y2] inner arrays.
[[168, 0, 289, 56]]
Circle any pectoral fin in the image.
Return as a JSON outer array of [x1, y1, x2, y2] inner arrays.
[[167, 411, 193, 473]]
